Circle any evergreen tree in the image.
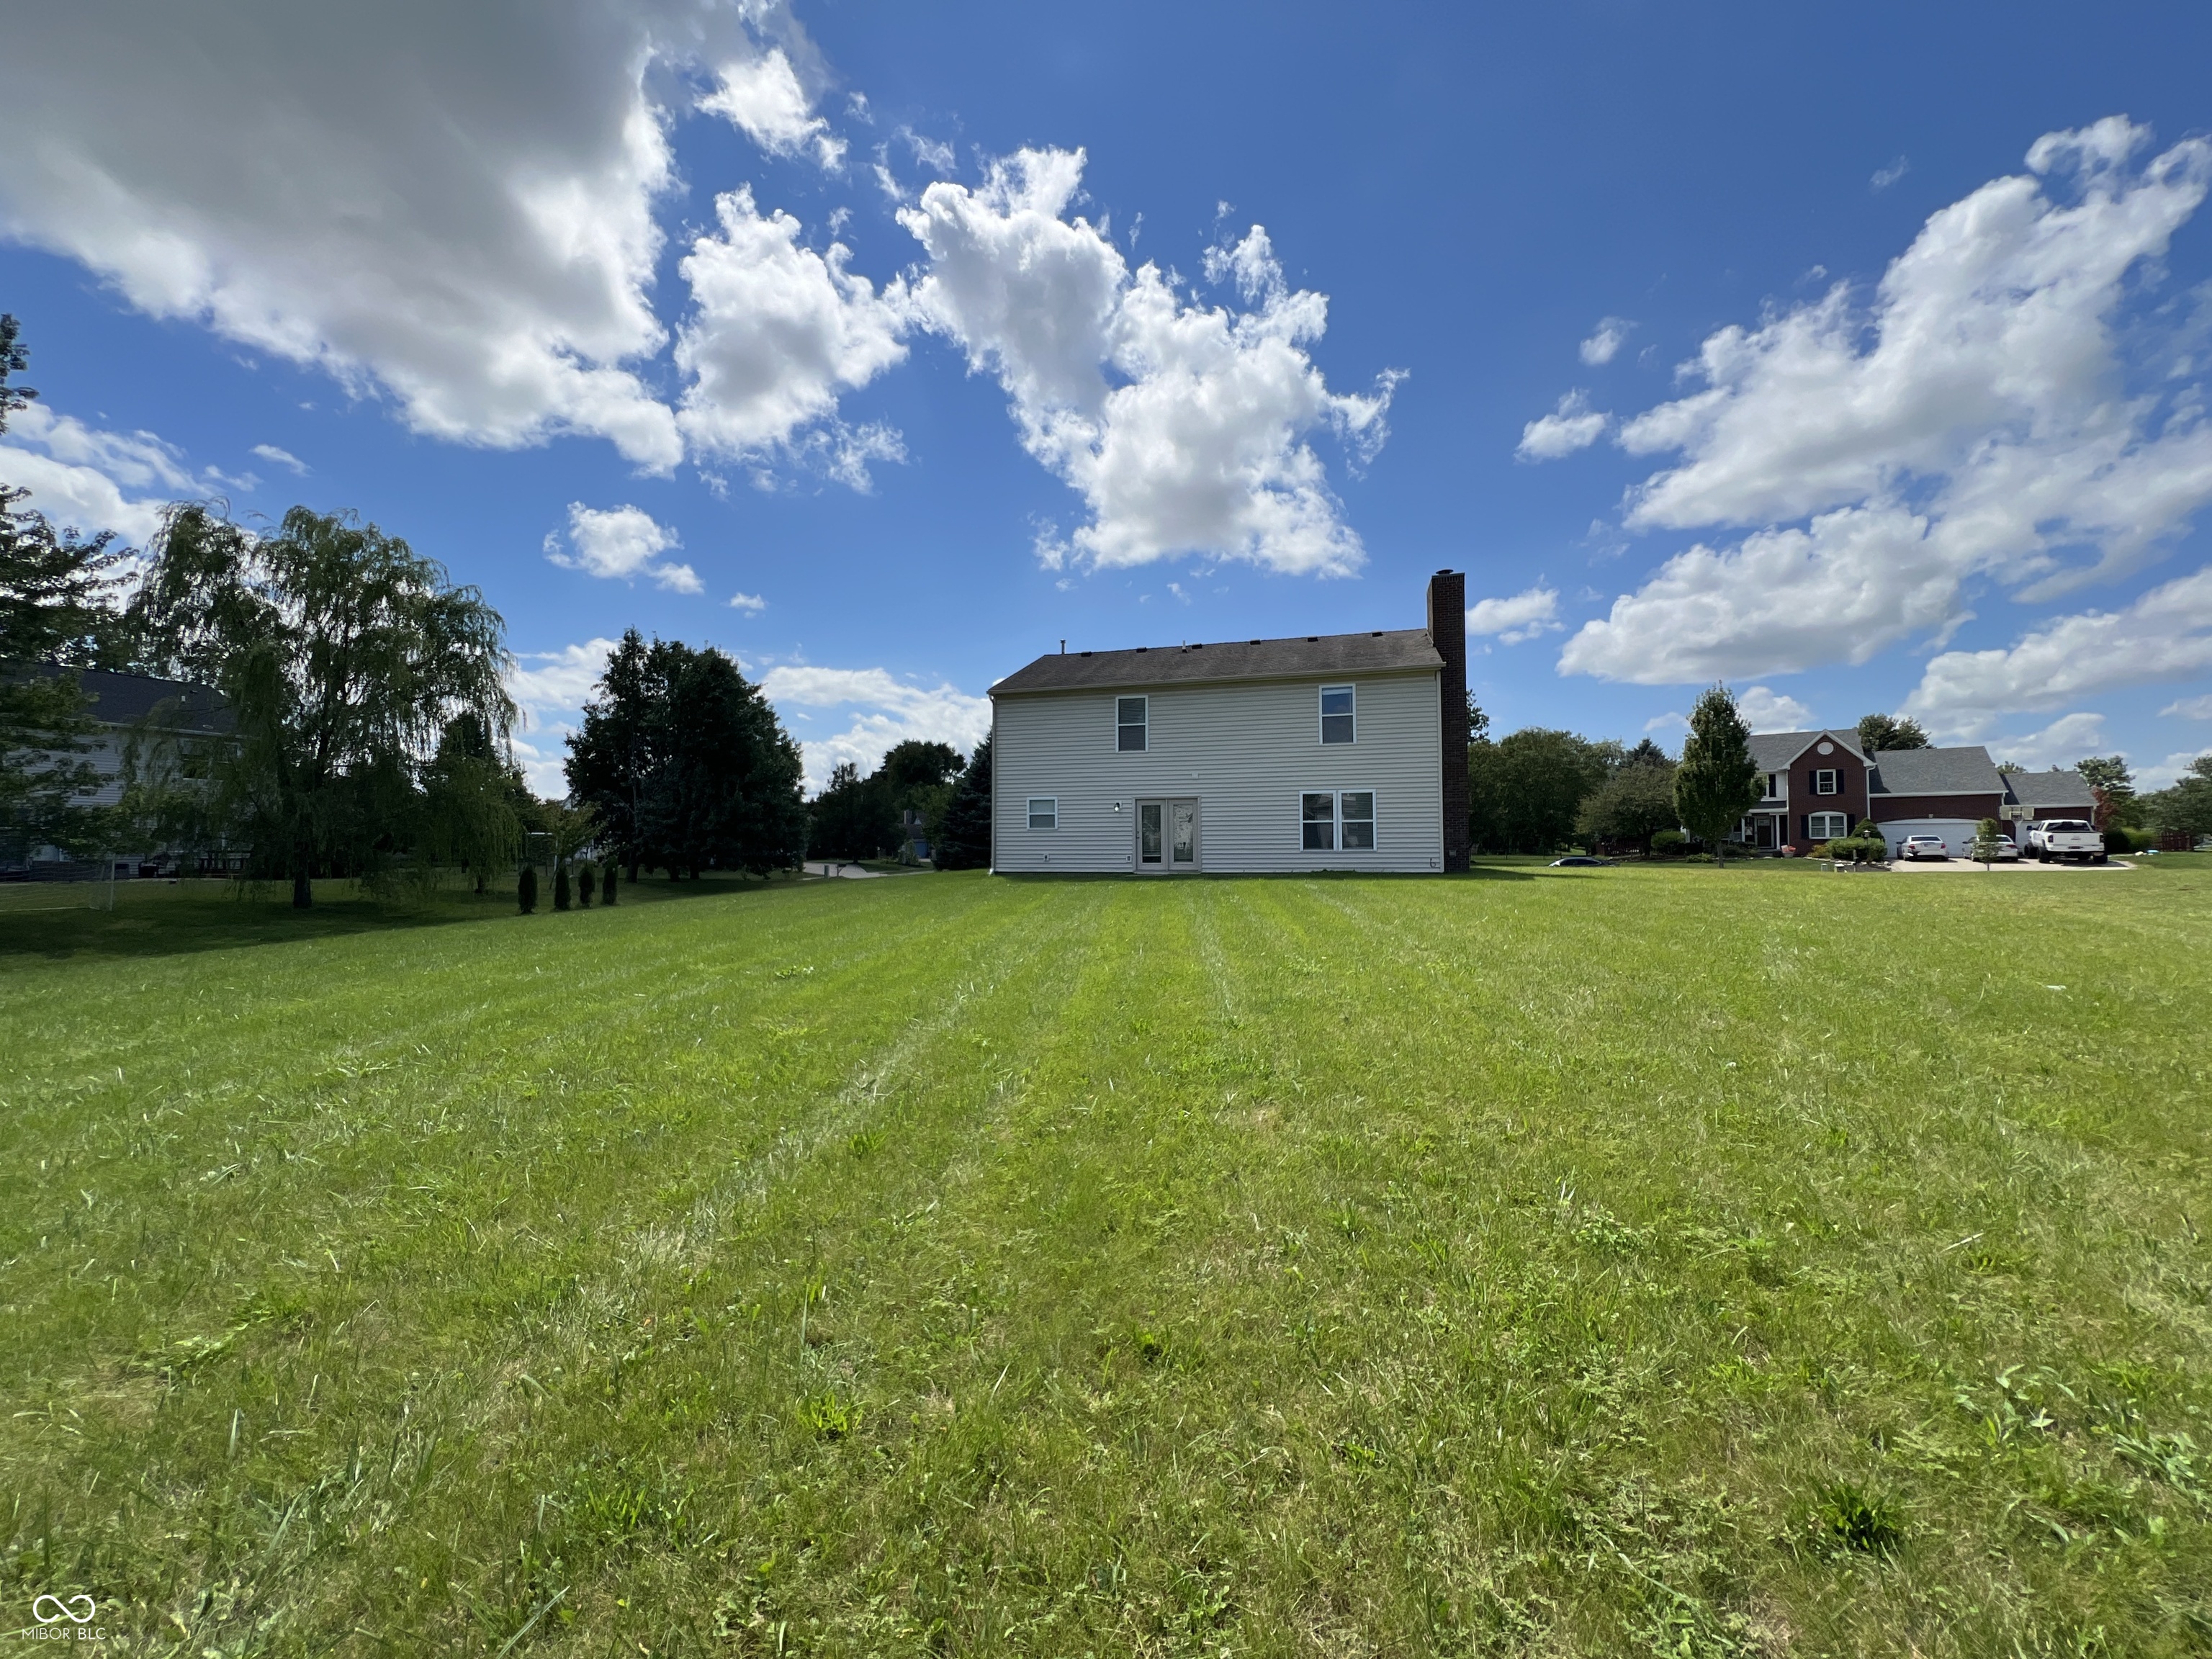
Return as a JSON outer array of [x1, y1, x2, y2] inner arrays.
[[1674, 685, 1761, 866], [553, 860, 571, 910], [563, 629, 655, 876], [566, 635, 804, 879], [578, 863, 595, 907], [517, 865, 537, 913], [1856, 713, 1931, 752], [932, 737, 993, 870], [599, 859, 618, 904], [805, 760, 886, 861]]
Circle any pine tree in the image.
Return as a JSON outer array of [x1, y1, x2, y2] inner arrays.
[[599, 860, 618, 905], [932, 737, 993, 870], [578, 864, 595, 907], [1674, 685, 1761, 866], [553, 860, 571, 911]]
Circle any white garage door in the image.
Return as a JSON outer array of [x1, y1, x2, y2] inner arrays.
[[1879, 818, 1982, 858]]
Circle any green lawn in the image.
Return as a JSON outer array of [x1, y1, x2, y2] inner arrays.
[[4, 859, 2211, 1655]]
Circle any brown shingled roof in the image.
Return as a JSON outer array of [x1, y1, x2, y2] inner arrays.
[[992, 628, 1444, 696]]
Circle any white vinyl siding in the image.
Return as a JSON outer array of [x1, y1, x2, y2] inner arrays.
[[992, 670, 1442, 873]]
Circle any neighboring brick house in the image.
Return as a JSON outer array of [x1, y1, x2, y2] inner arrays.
[[1737, 728, 2098, 855], [1741, 730, 1871, 850]]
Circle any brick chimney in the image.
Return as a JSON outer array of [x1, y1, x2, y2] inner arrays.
[[1428, 570, 1469, 871]]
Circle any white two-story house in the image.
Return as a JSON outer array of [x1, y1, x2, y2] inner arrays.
[[988, 572, 1472, 875]]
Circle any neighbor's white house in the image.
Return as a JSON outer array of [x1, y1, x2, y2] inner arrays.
[[988, 572, 1472, 875]]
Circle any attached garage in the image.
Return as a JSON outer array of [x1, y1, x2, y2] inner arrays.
[[1876, 818, 1983, 858]]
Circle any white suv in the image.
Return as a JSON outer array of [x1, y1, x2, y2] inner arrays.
[[1899, 833, 1949, 861]]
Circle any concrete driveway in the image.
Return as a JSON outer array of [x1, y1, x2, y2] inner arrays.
[[1884, 857, 2133, 873]]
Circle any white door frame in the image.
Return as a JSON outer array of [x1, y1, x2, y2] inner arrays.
[[1135, 797, 1201, 873]]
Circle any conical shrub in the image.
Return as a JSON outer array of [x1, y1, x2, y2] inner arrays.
[[518, 866, 537, 914], [553, 862, 572, 911]]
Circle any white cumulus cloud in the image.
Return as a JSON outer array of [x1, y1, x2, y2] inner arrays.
[[728, 590, 767, 613], [2162, 693, 2212, 719], [1578, 318, 1633, 366], [698, 49, 844, 170], [1905, 562, 2212, 729], [0, 400, 198, 543], [0, 3, 866, 475], [1516, 391, 1609, 462], [760, 664, 990, 793], [1562, 117, 2212, 685], [673, 185, 907, 479], [1983, 711, 2109, 771], [1735, 685, 1815, 731], [1465, 585, 1562, 644], [896, 148, 1398, 576], [545, 503, 701, 593], [505, 637, 619, 796]]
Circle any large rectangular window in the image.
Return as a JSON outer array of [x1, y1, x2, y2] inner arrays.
[[1027, 797, 1058, 830], [1301, 790, 1377, 852], [1319, 685, 1355, 745], [1117, 696, 1147, 752], [1807, 811, 1847, 841], [1300, 792, 1336, 850], [1339, 791, 1375, 849]]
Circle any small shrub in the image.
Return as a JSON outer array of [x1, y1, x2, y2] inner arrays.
[[578, 865, 595, 907], [1651, 829, 1688, 856], [600, 860, 617, 905], [2103, 828, 2136, 855], [517, 866, 537, 914], [2122, 826, 2155, 853], [1815, 1480, 1905, 1555], [554, 862, 572, 911]]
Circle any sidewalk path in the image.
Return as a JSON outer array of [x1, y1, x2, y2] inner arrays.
[[801, 860, 886, 879]]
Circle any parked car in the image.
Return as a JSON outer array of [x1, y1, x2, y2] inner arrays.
[[1899, 833, 1949, 861], [1990, 833, 2020, 861], [1548, 855, 1613, 867], [2026, 819, 2105, 863]]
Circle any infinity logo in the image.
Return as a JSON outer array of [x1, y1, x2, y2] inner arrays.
[[32, 1593, 96, 1624]]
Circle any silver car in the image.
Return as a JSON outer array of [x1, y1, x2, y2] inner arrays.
[[1899, 833, 1948, 861]]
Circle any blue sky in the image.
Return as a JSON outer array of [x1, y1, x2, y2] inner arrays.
[[6, 1, 2212, 792]]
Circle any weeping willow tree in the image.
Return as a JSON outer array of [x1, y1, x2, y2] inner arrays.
[[127, 503, 514, 906]]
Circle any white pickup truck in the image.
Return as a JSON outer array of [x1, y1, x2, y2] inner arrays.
[[2026, 819, 2106, 863]]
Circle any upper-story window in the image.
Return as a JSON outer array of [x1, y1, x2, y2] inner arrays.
[[1758, 772, 1780, 801], [1813, 768, 1839, 796], [1117, 696, 1147, 752], [1319, 685, 1355, 745]]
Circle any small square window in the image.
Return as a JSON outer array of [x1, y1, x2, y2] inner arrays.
[[1117, 696, 1147, 752], [1027, 797, 1058, 830], [1340, 791, 1375, 850], [1319, 685, 1355, 745], [1814, 768, 1839, 796], [1300, 791, 1336, 851]]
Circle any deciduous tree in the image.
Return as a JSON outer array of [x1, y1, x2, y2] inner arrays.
[[126, 503, 513, 907], [1856, 713, 1930, 752], [1674, 685, 1761, 866]]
